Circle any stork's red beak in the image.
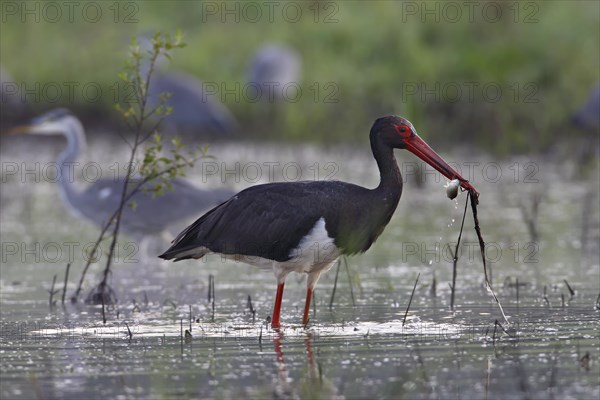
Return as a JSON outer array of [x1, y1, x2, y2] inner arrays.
[[405, 134, 478, 197]]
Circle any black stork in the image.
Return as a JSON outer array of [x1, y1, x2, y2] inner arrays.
[[159, 116, 477, 328]]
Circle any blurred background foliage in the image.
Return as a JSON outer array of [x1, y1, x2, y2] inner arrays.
[[1, 0, 598, 157]]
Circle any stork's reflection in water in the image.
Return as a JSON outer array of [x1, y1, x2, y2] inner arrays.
[[272, 332, 343, 399]]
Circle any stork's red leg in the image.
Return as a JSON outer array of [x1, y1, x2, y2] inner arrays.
[[271, 282, 285, 328], [302, 287, 313, 326]]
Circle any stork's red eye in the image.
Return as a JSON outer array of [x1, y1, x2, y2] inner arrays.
[[395, 124, 412, 138]]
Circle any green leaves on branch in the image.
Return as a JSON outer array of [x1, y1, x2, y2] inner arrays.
[[76, 30, 203, 306], [113, 30, 208, 199], [139, 133, 207, 197], [115, 31, 185, 123]]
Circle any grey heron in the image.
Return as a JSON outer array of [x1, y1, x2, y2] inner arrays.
[[572, 84, 600, 130], [246, 44, 302, 102], [147, 71, 239, 137], [137, 35, 239, 138], [10, 109, 234, 240]]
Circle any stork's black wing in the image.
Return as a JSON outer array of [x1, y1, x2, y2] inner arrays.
[[159, 180, 375, 262]]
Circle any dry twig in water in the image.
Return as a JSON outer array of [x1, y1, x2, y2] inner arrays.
[[469, 190, 509, 325], [450, 194, 469, 310], [402, 273, 420, 326], [48, 274, 58, 309], [329, 259, 341, 310], [61, 263, 70, 305]]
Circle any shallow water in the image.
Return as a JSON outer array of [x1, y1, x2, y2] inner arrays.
[[1, 140, 599, 399]]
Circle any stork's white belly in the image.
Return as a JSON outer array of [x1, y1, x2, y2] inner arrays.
[[227, 217, 340, 281]]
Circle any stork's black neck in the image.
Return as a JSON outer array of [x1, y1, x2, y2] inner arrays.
[[325, 135, 403, 256], [371, 135, 403, 198]]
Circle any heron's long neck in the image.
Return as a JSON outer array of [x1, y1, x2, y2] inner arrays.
[[56, 117, 87, 212]]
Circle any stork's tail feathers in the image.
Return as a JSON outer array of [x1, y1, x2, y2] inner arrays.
[[158, 246, 208, 262]]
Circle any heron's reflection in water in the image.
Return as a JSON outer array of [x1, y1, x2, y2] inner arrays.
[[272, 332, 343, 399]]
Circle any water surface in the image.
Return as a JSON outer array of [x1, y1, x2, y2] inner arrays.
[[1, 140, 599, 399]]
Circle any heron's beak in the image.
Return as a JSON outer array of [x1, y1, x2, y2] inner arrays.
[[404, 134, 478, 197], [7, 125, 34, 136]]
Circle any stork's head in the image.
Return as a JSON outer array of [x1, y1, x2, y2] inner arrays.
[[371, 115, 478, 196]]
